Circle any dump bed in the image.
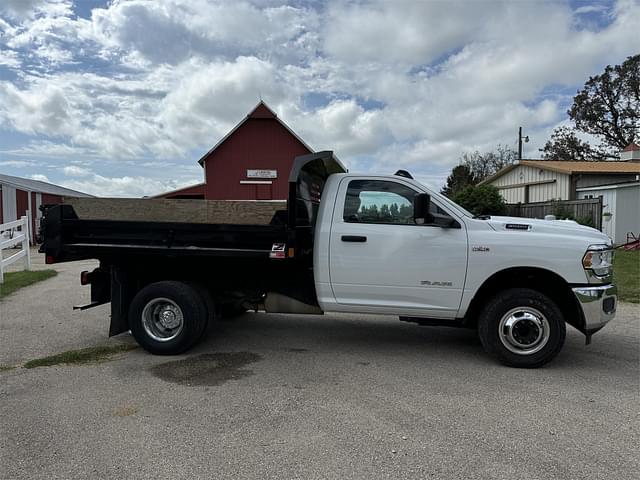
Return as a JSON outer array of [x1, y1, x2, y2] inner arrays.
[[39, 151, 346, 264]]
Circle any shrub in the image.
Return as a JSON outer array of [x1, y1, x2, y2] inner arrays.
[[452, 185, 505, 216]]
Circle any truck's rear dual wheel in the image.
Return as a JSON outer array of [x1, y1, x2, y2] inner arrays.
[[478, 288, 566, 368], [129, 281, 208, 355]]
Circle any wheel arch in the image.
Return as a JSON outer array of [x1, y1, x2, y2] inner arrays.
[[464, 267, 585, 333]]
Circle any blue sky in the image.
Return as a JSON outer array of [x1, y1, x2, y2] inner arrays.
[[0, 0, 638, 196]]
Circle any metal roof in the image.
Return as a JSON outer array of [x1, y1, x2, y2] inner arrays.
[[481, 160, 640, 185], [0, 173, 93, 197], [519, 160, 640, 174], [148, 182, 205, 198], [197, 101, 314, 166]]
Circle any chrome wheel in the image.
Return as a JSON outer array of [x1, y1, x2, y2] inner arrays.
[[498, 307, 550, 356], [141, 298, 184, 342]]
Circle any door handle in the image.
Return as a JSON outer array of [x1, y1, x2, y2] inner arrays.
[[341, 235, 367, 242]]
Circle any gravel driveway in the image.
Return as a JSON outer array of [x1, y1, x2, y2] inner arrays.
[[1, 256, 638, 480]]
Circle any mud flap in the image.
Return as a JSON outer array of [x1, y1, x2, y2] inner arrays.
[[109, 266, 135, 337]]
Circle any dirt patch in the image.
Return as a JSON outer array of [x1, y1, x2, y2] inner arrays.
[[113, 405, 140, 417], [151, 352, 261, 386], [23, 344, 137, 369]]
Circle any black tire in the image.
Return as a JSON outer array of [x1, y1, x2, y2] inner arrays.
[[188, 283, 216, 336], [129, 281, 208, 355], [477, 288, 566, 368]]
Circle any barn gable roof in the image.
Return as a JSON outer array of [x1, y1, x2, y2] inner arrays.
[[0, 173, 93, 197], [197, 101, 314, 166]]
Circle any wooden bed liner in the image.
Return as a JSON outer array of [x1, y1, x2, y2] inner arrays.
[[63, 197, 287, 225]]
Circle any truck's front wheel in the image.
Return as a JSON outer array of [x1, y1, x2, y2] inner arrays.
[[477, 288, 566, 368], [129, 281, 208, 355]]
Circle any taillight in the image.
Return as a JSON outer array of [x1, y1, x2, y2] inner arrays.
[[46, 255, 55, 264], [80, 271, 90, 285]]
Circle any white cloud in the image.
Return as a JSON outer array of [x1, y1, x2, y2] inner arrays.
[[294, 99, 389, 156], [87, 0, 319, 66], [2, 140, 92, 157], [0, 159, 36, 167], [0, 49, 20, 67], [323, 0, 490, 66], [0, 82, 77, 137], [575, 5, 609, 15], [157, 56, 289, 151], [63, 165, 91, 176], [30, 173, 50, 182], [0, 0, 53, 20], [2, 0, 84, 66], [61, 174, 200, 198]]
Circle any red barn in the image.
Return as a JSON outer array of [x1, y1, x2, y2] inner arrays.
[[156, 101, 314, 200], [0, 173, 92, 243]]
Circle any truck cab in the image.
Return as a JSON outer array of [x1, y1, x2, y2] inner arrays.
[[314, 173, 468, 318]]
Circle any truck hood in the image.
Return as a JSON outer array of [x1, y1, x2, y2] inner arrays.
[[486, 215, 611, 245]]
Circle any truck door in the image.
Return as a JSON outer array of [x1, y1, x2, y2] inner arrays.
[[328, 178, 468, 318]]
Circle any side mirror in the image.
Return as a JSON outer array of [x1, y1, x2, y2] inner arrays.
[[414, 193, 434, 225]]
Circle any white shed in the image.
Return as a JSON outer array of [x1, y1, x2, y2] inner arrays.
[[577, 182, 640, 245]]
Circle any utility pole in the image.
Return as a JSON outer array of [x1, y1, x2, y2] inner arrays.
[[518, 126, 529, 160]]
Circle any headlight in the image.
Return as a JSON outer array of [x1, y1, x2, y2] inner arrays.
[[582, 245, 614, 278]]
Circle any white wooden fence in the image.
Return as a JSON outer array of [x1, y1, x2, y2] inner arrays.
[[0, 215, 31, 283]]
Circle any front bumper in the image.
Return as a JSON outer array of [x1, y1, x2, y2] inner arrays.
[[572, 284, 617, 333]]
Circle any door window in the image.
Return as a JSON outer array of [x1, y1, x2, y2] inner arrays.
[[343, 179, 454, 225], [343, 180, 416, 224]]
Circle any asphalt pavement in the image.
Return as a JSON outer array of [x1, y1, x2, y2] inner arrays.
[[1, 255, 638, 480]]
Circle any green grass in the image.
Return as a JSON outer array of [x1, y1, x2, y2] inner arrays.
[[0, 365, 16, 372], [614, 250, 639, 303], [0, 269, 58, 299], [23, 344, 138, 369]]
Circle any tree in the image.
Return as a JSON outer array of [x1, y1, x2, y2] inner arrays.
[[542, 54, 639, 159], [452, 185, 505, 216], [379, 204, 391, 222], [460, 144, 517, 182], [440, 164, 476, 197], [441, 145, 517, 199], [389, 203, 399, 219], [540, 126, 597, 160]]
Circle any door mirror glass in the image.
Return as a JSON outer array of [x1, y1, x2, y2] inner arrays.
[[414, 193, 434, 225]]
